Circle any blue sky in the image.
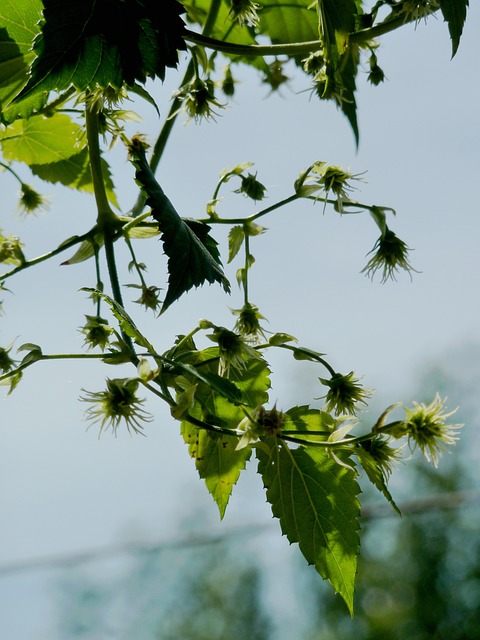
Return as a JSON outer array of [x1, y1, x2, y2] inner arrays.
[[1, 5, 479, 637]]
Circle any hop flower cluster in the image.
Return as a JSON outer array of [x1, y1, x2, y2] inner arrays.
[[81, 378, 152, 436], [173, 77, 225, 122], [207, 325, 260, 376], [320, 371, 372, 416], [18, 184, 49, 216], [403, 394, 462, 466], [232, 303, 267, 344], [362, 228, 416, 282], [229, 0, 261, 26], [81, 315, 113, 351]]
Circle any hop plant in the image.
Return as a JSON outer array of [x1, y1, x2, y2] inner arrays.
[[81, 315, 113, 351], [319, 371, 373, 416], [235, 173, 267, 201], [207, 326, 260, 376], [229, 0, 261, 26], [362, 228, 416, 282], [232, 303, 267, 344], [18, 184, 49, 216], [403, 394, 463, 466], [81, 378, 153, 436], [173, 77, 225, 122]]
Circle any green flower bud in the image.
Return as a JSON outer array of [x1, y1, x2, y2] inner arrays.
[[320, 371, 373, 416], [229, 0, 261, 26], [18, 184, 49, 215], [81, 315, 113, 351], [81, 378, 153, 436], [0, 345, 15, 373], [362, 228, 416, 282], [402, 394, 462, 466], [235, 173, 266, 201]]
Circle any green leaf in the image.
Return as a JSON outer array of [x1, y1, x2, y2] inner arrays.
[[14, 0, 187, 102], [291, 345, 327, 362], [439, 0, 469, 57], [228, 225, 245, 263], [0, 113, 82, 165], [61, 235, 103, 266], [268, 332, 297, 346], [257, 440, 360, 613], [179, 356, 270, 517], [129, 139, 230, 312], [30, 147, 118, 207], [259, 0, 319, 44], [0, 0, 46, 123], [181, 416, 251, 519], [284, 405, 334, 434], [17, 342, 43, 365]]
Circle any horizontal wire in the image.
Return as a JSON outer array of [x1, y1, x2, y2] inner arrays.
[[0, 491, 478, 578]]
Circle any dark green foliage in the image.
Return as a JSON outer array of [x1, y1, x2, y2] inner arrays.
[[16, 0, 187, 101], [129, 139, 230, 312]]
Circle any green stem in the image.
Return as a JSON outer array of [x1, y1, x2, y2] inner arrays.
[[243, 233, 250, 305], [85, 106, 136, 359], [85, 108, 117, 229], [183, 12, 425, 57], [1, 231, 93, 281]]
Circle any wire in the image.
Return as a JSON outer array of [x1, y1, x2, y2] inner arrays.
[[0, 490, 478, 578]]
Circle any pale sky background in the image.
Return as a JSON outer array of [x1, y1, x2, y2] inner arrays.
[[1, 5, 479, 638]]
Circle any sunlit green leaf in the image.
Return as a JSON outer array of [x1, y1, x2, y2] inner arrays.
[[0, 0, 46, 122], [0, 113, 82, 164], [257, 439, 360, 613], [181, 414, 251, 519]]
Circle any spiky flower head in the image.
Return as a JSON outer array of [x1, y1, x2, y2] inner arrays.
[[18, 184, 49, 216], [81, 378, 152, 436], [130, 284, 162, 313], [232, 303, 267, 344], [359, 436, 403, 480], [207, 326, 260, 376], [402, 394, 462, 466], [235, 173, 267, 201], [81, 315, 113, 351], [362, 228, 416, 282], [0, 344, 15, 373], [173, 77, 225, 122], [229, 0, 261, 26], [320, 371, 373, 416]]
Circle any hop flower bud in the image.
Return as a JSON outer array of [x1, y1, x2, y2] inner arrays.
[[232, 303, 267, 344], [319, 371, 373, 416], [81, 378, 153, 436], [18, 184, 49, 216], [229, 0, 261, 26], [207, 326, 260, 376], [81, 315, 113, 351], [402, 394, 462, 466], [362, 228, 416, 282], [235, 173, 267, 201], [0, 345, 15, 373]]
